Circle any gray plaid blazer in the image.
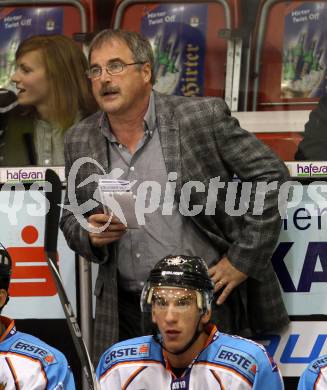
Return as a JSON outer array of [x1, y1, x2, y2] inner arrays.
[[60, 91, 290, 364]]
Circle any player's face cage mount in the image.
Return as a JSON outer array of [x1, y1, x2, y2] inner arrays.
[[0, 243, 12, 280], [141, 255, 214, 314], [0, 243, 12, 308]]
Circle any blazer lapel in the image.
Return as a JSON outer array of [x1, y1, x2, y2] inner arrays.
[[154, 92, 182, 196], [88, 116, 110, 174], [87, 97, 182, 185]]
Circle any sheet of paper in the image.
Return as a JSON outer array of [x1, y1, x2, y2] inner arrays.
[[99, 179, 139, 228]]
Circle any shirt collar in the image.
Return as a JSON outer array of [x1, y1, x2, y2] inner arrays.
[[144, 90, 156, 137], [99, 90, 156, 143]]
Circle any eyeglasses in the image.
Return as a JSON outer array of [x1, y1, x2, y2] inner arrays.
[[86, 61, 146, 79]]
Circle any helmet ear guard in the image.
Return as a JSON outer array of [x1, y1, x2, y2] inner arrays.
[[0, 243, 12, 309], [0, 243, 12, 281], [195, 290, 213, 313], [140, 282, 152, 313]]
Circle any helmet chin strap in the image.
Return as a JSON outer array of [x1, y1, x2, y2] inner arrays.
[[153, 314, 204, 356]]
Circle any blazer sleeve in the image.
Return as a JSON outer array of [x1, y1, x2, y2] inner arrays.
[[295, 96, 327, 161], [59, 132, 109, 265], [210, 99, 290, 279]]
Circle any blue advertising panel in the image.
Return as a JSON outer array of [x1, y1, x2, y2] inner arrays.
[[141, 4, 208, 97], [0, 7, 64, 89], [281, 2, 327, 98], [258, 322, 327, 377], [273, 183, 327, 315]]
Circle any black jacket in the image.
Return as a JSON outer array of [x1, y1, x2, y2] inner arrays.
[[295, 96, 327, 160], [0, 106, 36, 166]]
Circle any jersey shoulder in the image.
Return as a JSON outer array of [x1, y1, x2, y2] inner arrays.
[[298, 355, 327, 389], [203, 332, 278, 381], [97, 335, 161, 377], [304, 354, 327, 374], [4, 331, 68, 368]]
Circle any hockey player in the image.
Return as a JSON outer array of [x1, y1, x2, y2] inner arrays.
[[298, 354, 327, 389], [97, 254, 284, 389], [0, 243, 75, 389]]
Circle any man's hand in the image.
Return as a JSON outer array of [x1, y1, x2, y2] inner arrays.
[[88, 213, 127, 247], [208, 256, 248, 305]]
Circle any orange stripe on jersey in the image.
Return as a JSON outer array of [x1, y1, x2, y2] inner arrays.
[[210, 369, 225, 389], [1, 351, 48, 387], [122, 366, 147, 390], [204, 324, 218, 348], [162, 350, 178, 379], [5, 357, 20, 390], [0, 317, 15, 342], [195, 361, 252, 386], [100, 360, 162, 380]]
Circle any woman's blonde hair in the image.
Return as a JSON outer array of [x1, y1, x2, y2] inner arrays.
[[16, 34, 97, 129]]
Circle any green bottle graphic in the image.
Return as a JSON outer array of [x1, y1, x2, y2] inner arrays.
[[283, 49, 296, 81], [293, 33, 306, 78], [312, 49, 323, 71], [301, 40, 317, 77], [292, 33, 305, 64]]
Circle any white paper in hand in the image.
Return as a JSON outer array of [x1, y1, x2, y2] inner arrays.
[[99, 179, 139, 228]]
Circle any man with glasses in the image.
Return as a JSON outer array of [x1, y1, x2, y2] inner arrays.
[[60, 29, 289, 363], [96, 255, 284, 389]]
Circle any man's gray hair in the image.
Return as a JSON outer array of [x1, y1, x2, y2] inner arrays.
[[88, 29, 155, 84]]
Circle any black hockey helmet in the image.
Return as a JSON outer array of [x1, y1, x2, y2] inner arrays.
[[0, 243, 12, 291], [141, 255, 214, 313]]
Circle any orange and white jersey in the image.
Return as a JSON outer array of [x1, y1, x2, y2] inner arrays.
[[0, 316, 75, 389], [0, 353, 49, 389], [97, 325, 284, 390], [298, 355, 327, 390]]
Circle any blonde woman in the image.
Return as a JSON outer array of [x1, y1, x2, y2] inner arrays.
[[1, 34, 97, 166]]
